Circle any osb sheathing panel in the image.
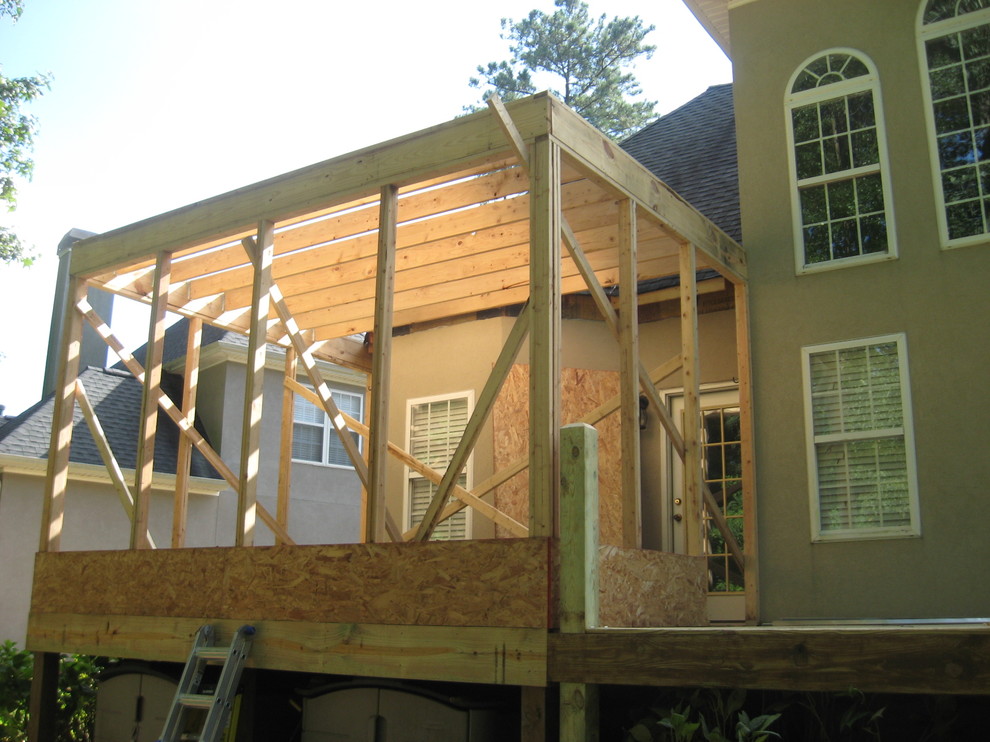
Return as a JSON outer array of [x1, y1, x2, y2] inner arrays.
[[599, 546, 708, 628], [30, 538, 551, 629], [493, 364, 623, 544]]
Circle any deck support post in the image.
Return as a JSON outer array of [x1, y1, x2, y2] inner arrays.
[[367, 184, 398, 543], [237, 221, 274, 547], [173, 316, 202, 547], [559, 423, 600, 741], [27, 652, 59, 742], [734, 281, 760, 623], [528, 136, 561, 538], [520, 686, 548, 742], [679, 243, 704, 556], [132, 251, 170, 550], [617, 198, 641, 548]]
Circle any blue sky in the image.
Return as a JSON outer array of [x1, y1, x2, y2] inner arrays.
[[0, 0, 730, 415]]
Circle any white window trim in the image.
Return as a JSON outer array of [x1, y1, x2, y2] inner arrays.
[[784, 48, 899, 275], [917, 3, 990, 249], [403, 390, 475, 538], [290, 384, 364, 470], [801, 333, 921, 542]]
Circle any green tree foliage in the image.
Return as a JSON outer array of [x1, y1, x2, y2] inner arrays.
[[0, 642, 102, 741], [468, 0, 656, 139], [1, 0, 49, 266]]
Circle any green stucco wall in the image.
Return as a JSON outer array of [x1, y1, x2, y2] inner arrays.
[[731, 0, 990, 620]]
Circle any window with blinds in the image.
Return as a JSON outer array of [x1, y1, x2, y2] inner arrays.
[[802, 335, 920, 540], [406, 393, 472, 540], [292, 387, 363, 468]]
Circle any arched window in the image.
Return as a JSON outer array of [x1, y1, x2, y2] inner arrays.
[[786, 51, 896, 272], [919, 0, 990, 245]]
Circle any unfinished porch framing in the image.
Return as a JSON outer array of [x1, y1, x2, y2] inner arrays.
[[31, 92, 764, 738]]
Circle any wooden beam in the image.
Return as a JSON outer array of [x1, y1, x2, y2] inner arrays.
[[528, 136, 562, 538], [520, 687, 548, 742], [367, 185, 398, 543], [173, 317, 202, 548], [735, 282, 760, 624], [560, 682, 600, 742], [76, 299, 296, 546], [413, 302, 531, 541], [276, 344, 297, 545], [559, 424, 600, 633], [237, 223, 275, 547], [617, 199, 641, 549], [29, 613, 548, 687], [40, 278, 85, 553], [132, 251, 170, 550], [549, 101, 745, 282], [69, 95, 554, 278], [679, 243, 704, 557], [27, 652, 59, 742], [550, 626, 990, 695]]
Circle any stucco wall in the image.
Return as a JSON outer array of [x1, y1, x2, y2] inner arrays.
[[386, 308, 739, 545], [0, 472, 228, 646], [731, 0, 990, 619], [216, 362, 364, 546]]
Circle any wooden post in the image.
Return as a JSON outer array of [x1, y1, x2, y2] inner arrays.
[[528, 136, 561, 538], [27, 652, 59, 742], [559, 423, 599, 742], [132, 251, 171, 550], [679, 243, 704, 556], [367, 184, 398, 543], [734, 281, 760, 624], [359, 372, 372, 542], [173, 316, 202, 548], [238, 221, 274, 547], [617, 198, 641, 549], [520, 686, 547, 742], [276, 344, 297, 544], [40, 278, 85, 553], [559, 423, 599, 631]]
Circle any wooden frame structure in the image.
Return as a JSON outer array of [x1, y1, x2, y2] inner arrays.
[[29, 93, 987, 741]]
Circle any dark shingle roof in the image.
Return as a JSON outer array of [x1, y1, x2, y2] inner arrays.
[[622, 83, 740, 243], [0, 365, 220, 479]]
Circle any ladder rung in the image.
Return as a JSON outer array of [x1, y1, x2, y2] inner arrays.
[[178, 693, 218, 710], [194, 647, 231, 661]]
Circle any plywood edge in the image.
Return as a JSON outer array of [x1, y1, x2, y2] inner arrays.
[[31, 539, 551, 629], [598, 547, 708, 628], [27, 613, 548, 687]]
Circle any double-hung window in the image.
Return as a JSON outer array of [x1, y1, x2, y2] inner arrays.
[[406, 392, 472, 540], [786, 50, 896, 272], [292, 387, 363, 468], [919, 0, 990, 245], [801, 335, 920, 541]]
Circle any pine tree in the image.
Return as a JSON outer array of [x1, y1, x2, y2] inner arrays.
[[469, 0, 656, 139]]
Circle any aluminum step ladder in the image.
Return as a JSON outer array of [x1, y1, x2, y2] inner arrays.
[[157, 624, 255, 742]]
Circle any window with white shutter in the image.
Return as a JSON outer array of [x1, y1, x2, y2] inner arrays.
[[405, 393, 473, 540], [801, 335, 920, 541], [292, 387, 363, 468]]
